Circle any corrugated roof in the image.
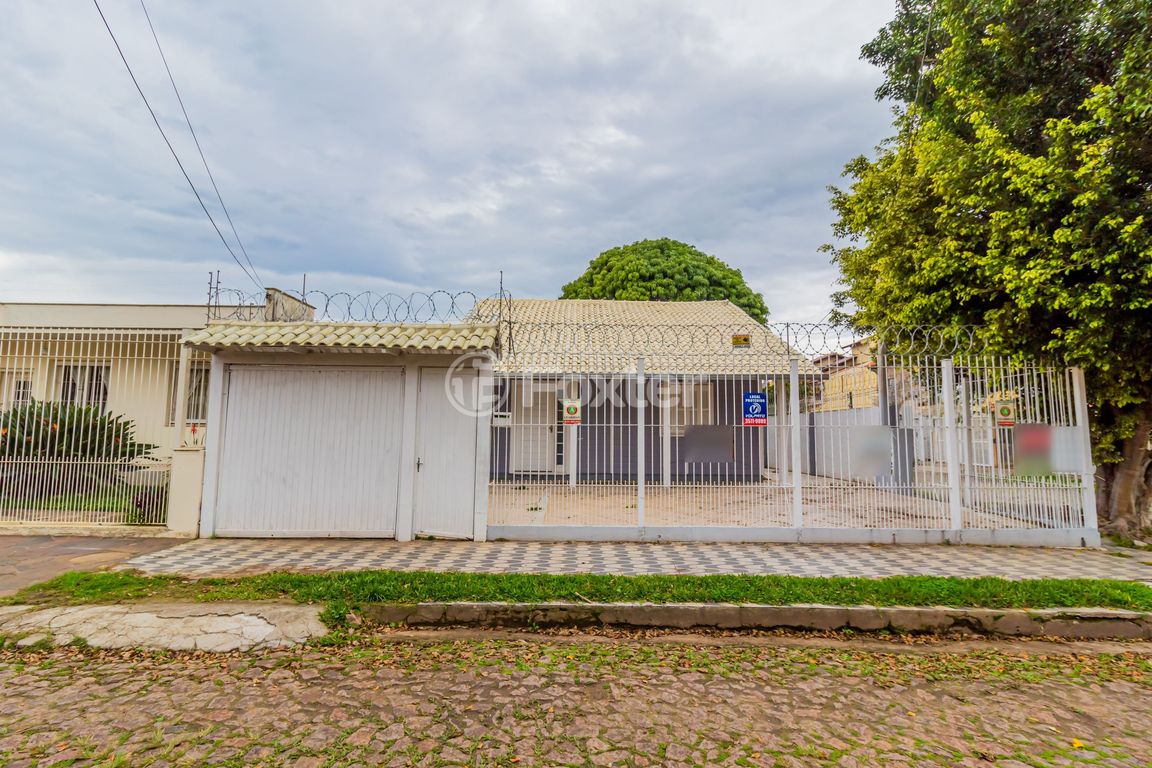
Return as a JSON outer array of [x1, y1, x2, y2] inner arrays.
[[473, 299, 818, 375], [184, 321, 497, 352]]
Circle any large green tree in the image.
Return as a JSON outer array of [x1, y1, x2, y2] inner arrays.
[[561, 238, 769, 322], [826, 0, 1152, 532]]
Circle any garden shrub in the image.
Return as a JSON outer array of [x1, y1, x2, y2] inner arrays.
[[0, 400, 156, 502]]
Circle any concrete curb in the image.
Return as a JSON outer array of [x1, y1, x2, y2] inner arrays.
[[0, 602, 327, 652], [360, 602, 1152, 640], [0, 524, 193, 539]]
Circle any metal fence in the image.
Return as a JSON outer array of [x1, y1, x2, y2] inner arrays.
[[486, 323, 1097, 545], [0, 327, 209, 526]]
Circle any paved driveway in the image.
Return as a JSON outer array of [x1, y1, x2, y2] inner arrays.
[[0, 535, 183, 597], [118, 538, 1152, 581]]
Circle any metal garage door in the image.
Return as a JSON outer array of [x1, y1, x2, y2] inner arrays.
[[214, 366, 403, 536]]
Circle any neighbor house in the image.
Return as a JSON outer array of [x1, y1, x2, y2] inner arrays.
[[0, 293, 289, 527]]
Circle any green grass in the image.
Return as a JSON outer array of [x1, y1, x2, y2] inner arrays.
[[6, 569, 1152, 611], [0, 486, 136, 513], [1106, 533, 1152, 552]]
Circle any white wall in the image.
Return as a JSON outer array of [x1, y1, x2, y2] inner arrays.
[[0, 303, 213, 329]]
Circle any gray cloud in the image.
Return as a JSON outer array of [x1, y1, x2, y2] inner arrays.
[[0, 0, 895, 320]]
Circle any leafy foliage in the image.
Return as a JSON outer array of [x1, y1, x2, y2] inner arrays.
[[0, 401, 157, 506], [0, 401, 155, 461], [826, 0, 1152, 529], [561, 238, 770, 322]]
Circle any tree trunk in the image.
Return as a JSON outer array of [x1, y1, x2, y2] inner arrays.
[[1097, 410, 1152, 536]]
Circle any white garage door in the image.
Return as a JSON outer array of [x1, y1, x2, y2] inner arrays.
[[214, 366, 404, 537]]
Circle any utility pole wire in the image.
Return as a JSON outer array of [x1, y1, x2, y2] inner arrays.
[[91, 0, 263, 292], [910, 1, 937, 114], [138, 0, 263, 289]]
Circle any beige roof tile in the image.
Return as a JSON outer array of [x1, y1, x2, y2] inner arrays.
[[184, 321, 497, 352], [473, 298, 817, 375]]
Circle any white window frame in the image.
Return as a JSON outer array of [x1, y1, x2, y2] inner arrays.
[[56, 363, 110, 411], [0, 371, 34, 409], [186, 362, 210, 423], [672, 379, 714, 437], [167, 361, 211, 425]]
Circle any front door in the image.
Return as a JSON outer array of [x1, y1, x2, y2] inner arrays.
[[509, 385, 559, 473]]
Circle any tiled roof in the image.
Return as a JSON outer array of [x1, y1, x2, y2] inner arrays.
[[473, 299, 818, 376], [184, 321, 498, 352]]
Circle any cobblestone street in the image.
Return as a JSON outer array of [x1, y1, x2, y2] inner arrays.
[[2, 631, 1151, 767]]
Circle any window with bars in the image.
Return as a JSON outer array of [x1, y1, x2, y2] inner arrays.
[[57, 365, 109, 411], [167, 362, 211, 425], [0, 372, 33, 409]]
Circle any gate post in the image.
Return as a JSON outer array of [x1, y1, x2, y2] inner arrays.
[[789, 358, 803, 528], [636, 357, 646, 529], [566, 379, 578, 488], [941, 358, 964, 531], [1070, 367, 1098, 530]]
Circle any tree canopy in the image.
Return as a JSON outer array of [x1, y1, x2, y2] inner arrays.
[[560, 238, 769, 322], [825, 0, 1152, 531]]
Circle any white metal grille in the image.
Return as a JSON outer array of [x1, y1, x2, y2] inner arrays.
[[0, 327, 208, 526], [487, 323, 1096, 542]]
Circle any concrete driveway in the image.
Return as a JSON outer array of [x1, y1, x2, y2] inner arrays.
[[0, 535, 182, 597]]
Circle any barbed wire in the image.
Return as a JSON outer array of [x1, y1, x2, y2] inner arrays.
[[203, 279, 1011, 364], [494, 321, 988, 361], [208, 287, 493, 324]]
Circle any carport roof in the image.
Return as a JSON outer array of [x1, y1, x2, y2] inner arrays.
[[184, 321, 498, 353]]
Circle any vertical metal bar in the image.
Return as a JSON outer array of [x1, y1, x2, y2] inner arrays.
[[565, 380, 577, 488], [773, 379, 788, 484], [660, 378, 672, 487], [941, 358, 963, 531], [1070, 367, 1098, 530], [789, 357, 803, 528], [959, 373, 974, 508], [636, 356, 646, 529]]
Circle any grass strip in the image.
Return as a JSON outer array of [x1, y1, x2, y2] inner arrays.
[[5, 569, 1152, 611]]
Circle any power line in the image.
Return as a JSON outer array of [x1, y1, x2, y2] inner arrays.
[[138, 0, 263, 288], [91, 0, 263, 291], [910, 1, 937, 114]]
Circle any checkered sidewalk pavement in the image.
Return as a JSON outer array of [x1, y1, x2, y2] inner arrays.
[[118, 539, 1152, 582]]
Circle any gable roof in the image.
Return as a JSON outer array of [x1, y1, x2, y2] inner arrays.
[[184, 321, 497, 353], [474, 298, 816, 375]]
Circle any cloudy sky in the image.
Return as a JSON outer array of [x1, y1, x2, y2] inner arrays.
[[0, 1, 896, 321]]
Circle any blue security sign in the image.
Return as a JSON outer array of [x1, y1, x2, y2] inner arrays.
[[743, 392, 768, 426]]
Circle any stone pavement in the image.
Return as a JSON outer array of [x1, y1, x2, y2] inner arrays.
[[0, 535, 182, 596], [1, 631, 1150, 766], [119, 538, 1152, 581], [0, 602, 326, 652]]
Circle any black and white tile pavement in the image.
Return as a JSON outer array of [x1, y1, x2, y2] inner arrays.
[[117, 539, 1152, 582]]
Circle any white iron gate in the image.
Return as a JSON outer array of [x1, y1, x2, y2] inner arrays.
[[0, 327, 205, 526], [486, 323, 1097, 546]]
